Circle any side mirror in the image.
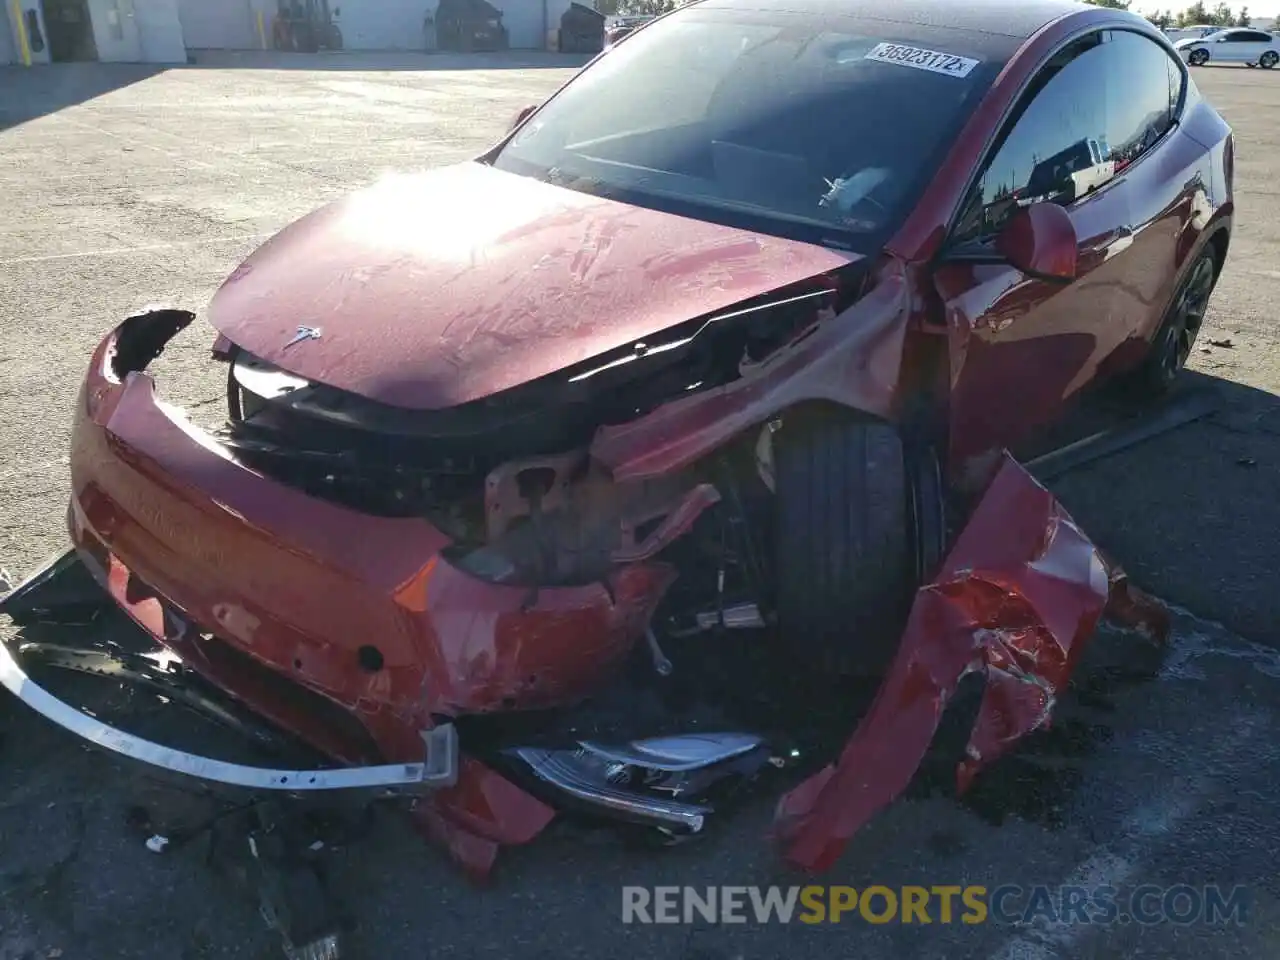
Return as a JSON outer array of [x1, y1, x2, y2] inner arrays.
[[994, 202, 1078, 282], [510, 103, 538, 133]]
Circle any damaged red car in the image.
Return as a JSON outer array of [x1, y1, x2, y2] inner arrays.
[[2, 0, 1228, 884]]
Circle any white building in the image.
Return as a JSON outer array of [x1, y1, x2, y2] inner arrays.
[[2, 0, 572, 65], [3, 0, 187, 64]]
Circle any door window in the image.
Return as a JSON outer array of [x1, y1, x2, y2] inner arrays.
[[1220, 30, 1270, 42], [1167, 52, 1184, 117], [954, 30, 1179, 241], [1106, 31, 1178, 167]]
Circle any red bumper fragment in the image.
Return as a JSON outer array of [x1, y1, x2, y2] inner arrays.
[[775, 454, 1169, 872]]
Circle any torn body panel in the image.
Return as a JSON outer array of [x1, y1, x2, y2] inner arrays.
[[774, 454, 1168, 872], [590, 261, 910, 481]]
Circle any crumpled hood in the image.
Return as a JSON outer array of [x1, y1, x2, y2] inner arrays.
[[209, 162, 856, 410]]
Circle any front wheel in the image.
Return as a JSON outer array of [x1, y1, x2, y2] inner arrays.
[[772, 410, 944, 678], [1189, 49, 1210, 66], [1261, 51, 1279, 69]]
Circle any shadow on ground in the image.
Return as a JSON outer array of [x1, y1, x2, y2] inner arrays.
[[1033, 371, 1280, 644], [0, 63, 162, 131], [0, 51, 587, 132]]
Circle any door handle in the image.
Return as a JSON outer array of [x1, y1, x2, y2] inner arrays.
[[1080, 225, 1133, 260]]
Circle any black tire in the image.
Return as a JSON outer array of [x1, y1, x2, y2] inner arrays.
[[1189, 48, 1209, 66], [1125, 247, 1219, 399], [773, 410, 940, 678], [1261, 51, 1279, 69]]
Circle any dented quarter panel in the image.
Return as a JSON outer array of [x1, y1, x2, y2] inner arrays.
[[208, 162, 857, 411], [774, 455, 1168, 873]]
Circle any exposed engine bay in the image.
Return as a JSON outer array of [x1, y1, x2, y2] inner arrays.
[[216, 271, 861, 599], [191, 269, 944, 850]]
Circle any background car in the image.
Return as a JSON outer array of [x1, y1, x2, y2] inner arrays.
[[1164, 23, 1227, 44], [604, 14, 652, 48], [1175, 26, 1280, 67]]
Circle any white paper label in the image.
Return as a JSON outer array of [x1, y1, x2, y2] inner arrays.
[[864, 42, 980, 78]]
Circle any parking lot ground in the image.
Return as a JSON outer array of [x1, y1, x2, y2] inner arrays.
[[1, 57, 1279, 960]]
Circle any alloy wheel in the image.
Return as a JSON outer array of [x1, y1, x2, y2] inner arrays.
[[1157, 255, 1217, 383], [1262, 51, 1279, 69], [1189, 49, 1209, 66]]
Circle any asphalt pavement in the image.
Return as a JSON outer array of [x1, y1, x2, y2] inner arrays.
[[1, 55, 1278, 960]]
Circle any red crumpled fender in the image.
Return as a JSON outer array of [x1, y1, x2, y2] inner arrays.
[[774, 453, 1170, 872]]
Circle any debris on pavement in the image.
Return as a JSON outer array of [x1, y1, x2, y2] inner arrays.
[[1206, 338, 1234, 348]]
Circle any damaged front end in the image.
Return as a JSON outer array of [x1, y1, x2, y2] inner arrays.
[[2, 259, 1165, 881]]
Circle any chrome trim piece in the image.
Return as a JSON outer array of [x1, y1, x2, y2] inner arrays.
[[695, 602, 765, 631], [577, 733, 764, 772], [511, 747, 711, 832]]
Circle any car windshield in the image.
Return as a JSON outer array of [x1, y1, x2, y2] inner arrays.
[[491, 7, 1004, 249]]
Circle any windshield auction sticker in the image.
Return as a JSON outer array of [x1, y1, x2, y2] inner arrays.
[[864, 42, 980, 78]]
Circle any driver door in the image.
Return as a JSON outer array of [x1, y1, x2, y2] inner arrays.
[[934, 30, 1173, 465]]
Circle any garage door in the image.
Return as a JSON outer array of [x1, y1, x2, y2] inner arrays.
[[496, 0, 543, 48], [339, 0, 428, 50], [0, 8, 15, 63], [178, 0, 255, 49]]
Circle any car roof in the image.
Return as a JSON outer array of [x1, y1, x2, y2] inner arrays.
[[695, 0, 1093, 42]]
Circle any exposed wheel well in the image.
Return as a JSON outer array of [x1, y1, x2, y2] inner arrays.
[[1205, 228, 1229, 280]]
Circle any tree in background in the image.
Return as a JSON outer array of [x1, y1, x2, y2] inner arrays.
[[1147, 9, 1175, 27], [1176, 1, 1209, 24], [1235, 6, 1250, 25], [1081, 0, 1132, 7], [1272, 13, 1280, 29], [616, 0, 678, 13], [1211, 2, 1234, 23]]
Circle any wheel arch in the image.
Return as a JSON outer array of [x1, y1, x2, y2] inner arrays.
[[1204, 226, 1230, 280]]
